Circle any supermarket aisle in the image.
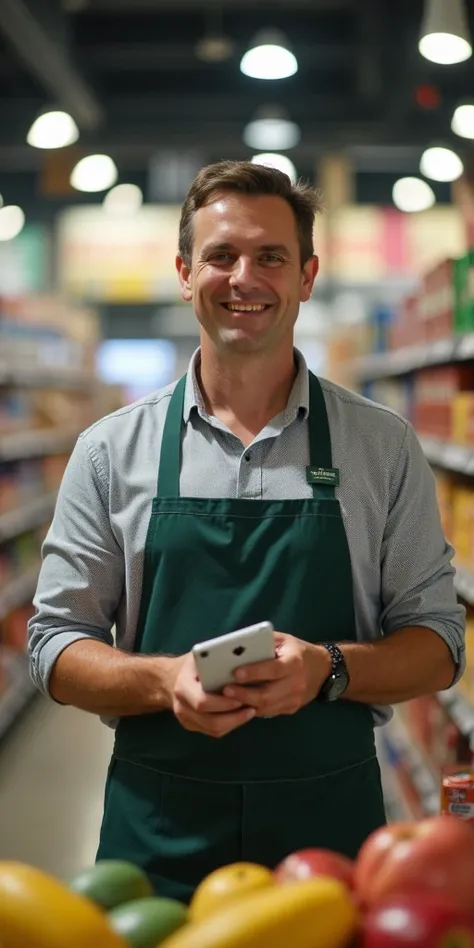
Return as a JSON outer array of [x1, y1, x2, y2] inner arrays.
[[0, 696, 113, 881]]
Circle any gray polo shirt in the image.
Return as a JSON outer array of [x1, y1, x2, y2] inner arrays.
[[28, 348, 465, 727]]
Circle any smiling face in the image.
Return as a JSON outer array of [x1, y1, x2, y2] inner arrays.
[[176, 191, 319, 355]]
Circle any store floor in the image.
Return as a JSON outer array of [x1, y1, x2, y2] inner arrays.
[[0, 696, 113, 881]]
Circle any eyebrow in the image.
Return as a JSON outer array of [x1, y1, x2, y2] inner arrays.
[[201, 242, 291, 256]]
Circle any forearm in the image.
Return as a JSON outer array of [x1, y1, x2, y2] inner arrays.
[[337, 627, 456, 705], [49, 640, 181, 717]]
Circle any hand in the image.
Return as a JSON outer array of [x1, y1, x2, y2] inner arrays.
[[222, 633, 332, 718], [167, 652, 256, 738]]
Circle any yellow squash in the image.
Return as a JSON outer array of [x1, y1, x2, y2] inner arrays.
[[0, 861, 128, 948], [161, 876, 358, 948], [190, 862, 275, 921]]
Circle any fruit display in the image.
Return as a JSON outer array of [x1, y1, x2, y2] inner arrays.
[[1, 815, 474, 947]]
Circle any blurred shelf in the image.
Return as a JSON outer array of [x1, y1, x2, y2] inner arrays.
[[453, 563, 474, 606], [382, 711, 439, 817], [419, 436, 474, 476], [376, 730, 417, 821], [355, 334, 474, 380], [437, 687, 474, 751], [0, 492, 57, 543], [0, 365, 97, 391], [0, 652, 37, 742], [0, 428, 79, 462], [0, 563, 40, 622]]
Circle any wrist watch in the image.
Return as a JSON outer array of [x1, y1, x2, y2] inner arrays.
[[317, 643, 350, 702]]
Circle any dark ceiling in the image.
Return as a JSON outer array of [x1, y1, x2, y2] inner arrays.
[[0, 0, 474, 213]]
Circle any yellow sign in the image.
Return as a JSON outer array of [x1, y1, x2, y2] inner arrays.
[[57, 205, 182, 302]]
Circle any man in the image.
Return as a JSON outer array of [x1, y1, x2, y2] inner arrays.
[[29, 160, 464, 903]]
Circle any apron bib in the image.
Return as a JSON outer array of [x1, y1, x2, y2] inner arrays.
[[97, 371, 386, 901]]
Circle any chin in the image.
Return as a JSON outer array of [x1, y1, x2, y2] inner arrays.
[[215, 329, 268, 354]]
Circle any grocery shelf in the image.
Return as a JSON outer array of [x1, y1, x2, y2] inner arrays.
[[0, 428, 79, 462], [0, 365, 96, 391], [453, 563, 474, 606], [437, 687, 474, 751], [376, 730, 417, 821], [355, 333, 474, 381], [419, 436, 474, 476], [0, 652, 37, 742], [0, 492, 57, 543], [0, 563, 40, 622], [382, 711, 439, 817]]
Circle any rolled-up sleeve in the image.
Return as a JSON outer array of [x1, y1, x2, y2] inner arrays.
[[380, 422, 466, 683], [28, 435, 124, 696]]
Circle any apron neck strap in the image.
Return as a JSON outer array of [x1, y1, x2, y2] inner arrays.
[[157, 370, 337, 499], [307, 371, 338, 498], [157, 374, 187, 498]]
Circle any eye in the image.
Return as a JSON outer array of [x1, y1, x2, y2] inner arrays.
[[209, 252, 233, 263], [260, 254, 283, 264]]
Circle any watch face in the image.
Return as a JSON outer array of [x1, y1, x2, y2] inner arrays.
[[327, 672, 349, 701]]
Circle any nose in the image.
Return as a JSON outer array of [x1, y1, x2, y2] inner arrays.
[[229, 255, 260, 292]]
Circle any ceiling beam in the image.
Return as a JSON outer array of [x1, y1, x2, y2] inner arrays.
[[84, 41, 353, 71], [87, 0, 352, 10], [355, 0, 385, 102], [0, 0, 104, 130]]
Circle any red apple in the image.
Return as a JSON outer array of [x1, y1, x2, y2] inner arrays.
[[361, 891, 474, 947], [274, 848, 355, 891], [355, 814, 474, 914]]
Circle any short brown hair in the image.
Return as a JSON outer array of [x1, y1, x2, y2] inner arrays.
[[178, 159, 322, 267]]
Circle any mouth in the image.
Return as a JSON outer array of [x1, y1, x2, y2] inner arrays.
[[221, 302, 273, 314]]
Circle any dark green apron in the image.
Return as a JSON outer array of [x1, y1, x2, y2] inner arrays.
[[97, 370, 386, 902]]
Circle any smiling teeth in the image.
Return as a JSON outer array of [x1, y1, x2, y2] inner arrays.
[[226, 303, 267, 311]]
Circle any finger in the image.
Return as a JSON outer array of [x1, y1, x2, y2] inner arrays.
[[176, 678, 244, 714], [223, 680, 288, 712], [198, 706, 256, 737], [233, 655, 286, 684], [191, 690, 244, 714]]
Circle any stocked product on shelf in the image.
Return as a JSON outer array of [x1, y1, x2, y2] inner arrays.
[[0, 293, 105, 738], [422, 258, 457, 342], [361, 364, 474, 444], [398, 697, 470, 776], [441, 768, 474, 821], [361, 377, 414, 422], [412, 364, 474, 440], [0, 455, 68, 514], [0, 294, 99, 375], [0, 526, 47, 593], [389, 293, 425, 351], [388, 253, 474, 355]]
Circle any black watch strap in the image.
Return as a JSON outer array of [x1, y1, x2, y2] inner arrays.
[[317, 643, 350, 702]]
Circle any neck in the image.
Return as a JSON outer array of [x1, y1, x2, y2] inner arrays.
[[197, 337, 298, 434]]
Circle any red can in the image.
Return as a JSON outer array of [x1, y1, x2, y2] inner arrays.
[[441, 769, 474, 822]]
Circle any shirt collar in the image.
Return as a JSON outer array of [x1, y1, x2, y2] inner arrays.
[[183, 346, 310, 425]]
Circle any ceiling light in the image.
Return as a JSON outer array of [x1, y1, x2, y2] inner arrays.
[[195, 8, 234, 62], [0, 206, 25, 241], [251, 153, 297, 183], [103, 183, 143, 217], [195, 36, 234, 62], [392, 177, 436, 213], [452, 103, 474, 139], [70, 154, 118, 192], [244, 106, 300, 150], [419, 0, 472, 64], [26, 110, 79, 149], [420, 146, 464, 182], [240, 30, 298, 80]]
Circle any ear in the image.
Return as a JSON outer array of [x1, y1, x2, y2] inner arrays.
[[176, 255, 193, 302], [300, 255, 319, 303]]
